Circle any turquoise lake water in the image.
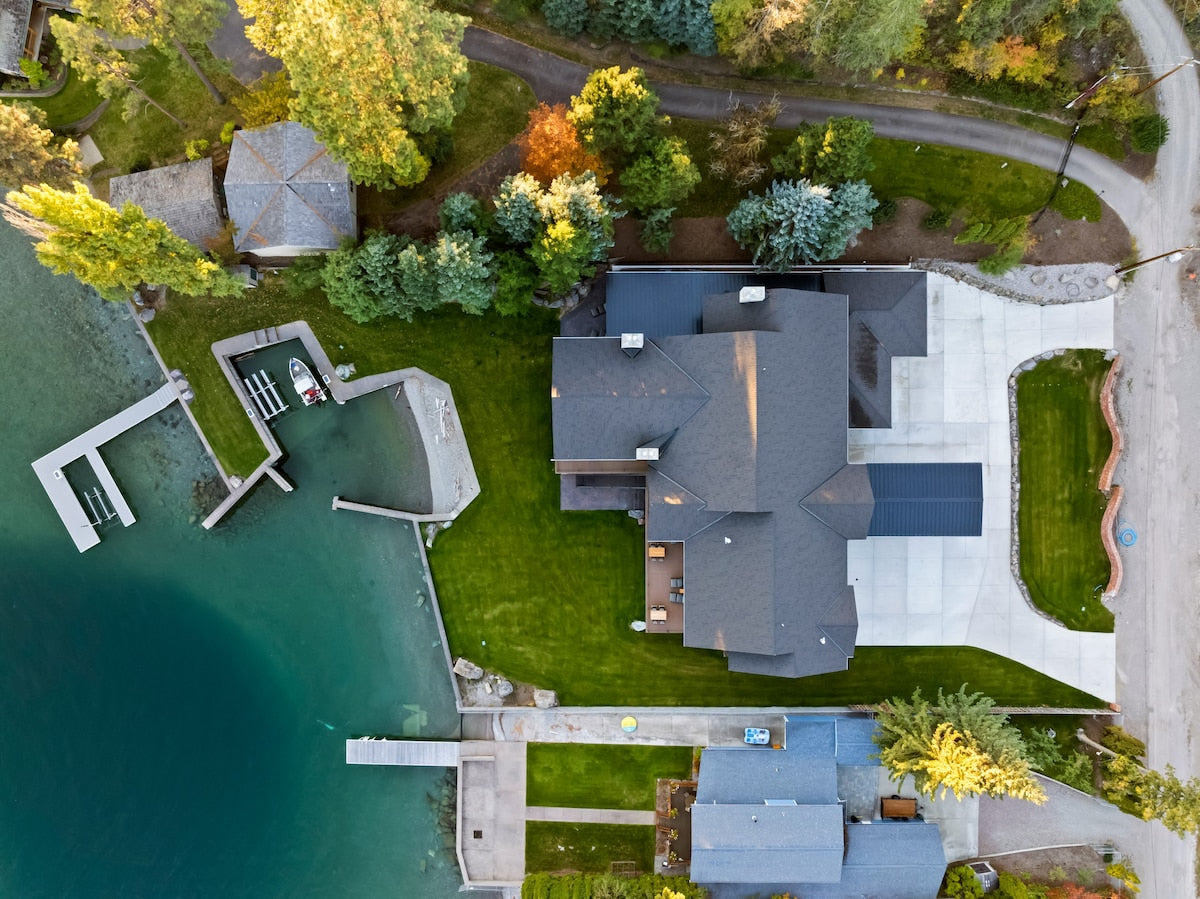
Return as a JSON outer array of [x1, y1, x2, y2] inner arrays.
[[0, 219, 466, 897]]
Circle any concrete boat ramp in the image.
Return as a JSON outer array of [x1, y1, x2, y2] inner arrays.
[[31, 382, 180, 552]]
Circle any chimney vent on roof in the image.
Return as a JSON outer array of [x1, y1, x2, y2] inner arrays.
[[636, 446, 660, 461], [621, 332, 644, 357], [739, 285, 766, 304]]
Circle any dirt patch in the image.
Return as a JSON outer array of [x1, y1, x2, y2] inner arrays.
[[612, 198, 1132, 266], [982, 845, 1110, 885]]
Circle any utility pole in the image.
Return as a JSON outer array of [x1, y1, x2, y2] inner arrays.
[[1114, 246, 1196, 275]]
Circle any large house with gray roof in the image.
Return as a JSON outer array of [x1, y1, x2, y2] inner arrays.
[[223, 121, 357, 257], [692, 716, 946, 898], [551, 268, 984, 678]]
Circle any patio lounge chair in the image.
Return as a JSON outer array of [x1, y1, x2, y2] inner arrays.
[[670, 577, 683, 588]]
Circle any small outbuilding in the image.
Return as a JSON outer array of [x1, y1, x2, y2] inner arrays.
[[108, 158, 224, 249], [223, 121, 357, 257], [0, 0, 73, 77]]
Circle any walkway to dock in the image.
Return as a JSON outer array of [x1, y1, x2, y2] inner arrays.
[[345, 737, 460, 767], [31, 382, 179, 552]]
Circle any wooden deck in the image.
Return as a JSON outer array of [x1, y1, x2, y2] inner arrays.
[[645, 540, 685, 634], [345, 738, 460, 767], [31, 383, 179, 552]]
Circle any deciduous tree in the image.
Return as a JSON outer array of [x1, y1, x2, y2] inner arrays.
[[243, 0, 469, 189], [232, 70, 294, 128], [873, 686, 1046, 804], [0, 104, 82, 190], [711, 0, 808, 69], [808, 0, 925, 72], [2, 182, 242, 301], [517, 103, 608, 186], [568, 66, 661, 164], [619, 136, 700, 216], [52, 17, 187, 126], [772, 116, 875, 185], [709, 97, 780, 187]]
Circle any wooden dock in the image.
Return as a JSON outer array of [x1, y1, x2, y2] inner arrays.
[[31, 383, 179, 552], [345, 738, 460, 767]]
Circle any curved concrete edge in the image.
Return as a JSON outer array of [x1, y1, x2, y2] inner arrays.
[[1098, 355, 1124, 492], [1101, 485, 1124, 600]]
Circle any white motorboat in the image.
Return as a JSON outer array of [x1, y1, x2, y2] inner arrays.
[[289, 357, 327, 406]]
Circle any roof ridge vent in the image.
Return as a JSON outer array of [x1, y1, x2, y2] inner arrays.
[[739, 285, 766, 304], [621, 332, 644, 357]]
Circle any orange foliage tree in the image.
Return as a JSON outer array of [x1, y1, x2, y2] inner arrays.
[[516, 102, 608, 186]]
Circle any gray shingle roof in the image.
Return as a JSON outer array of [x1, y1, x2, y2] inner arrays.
[[867, 463, 983, 536], [223, 122, 356, 253], [693, 716, 946, 897], [109, 159, 222, 249], [0, 0, 32, 76]]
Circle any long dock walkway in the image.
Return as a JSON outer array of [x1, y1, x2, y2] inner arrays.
[[345, 738, 460, 767], [31, 382, 179, 552]]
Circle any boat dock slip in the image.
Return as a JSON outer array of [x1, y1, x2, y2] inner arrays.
[[345, 738, 460, 767], [31, 383, 179, 552]]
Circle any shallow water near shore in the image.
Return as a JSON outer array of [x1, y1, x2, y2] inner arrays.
[[0, 220, 464, 897]]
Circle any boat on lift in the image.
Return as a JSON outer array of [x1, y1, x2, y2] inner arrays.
[[289, 357, 327, 406]]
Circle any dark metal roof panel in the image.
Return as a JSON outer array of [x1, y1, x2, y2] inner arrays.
[[867, 463, 984, 536]]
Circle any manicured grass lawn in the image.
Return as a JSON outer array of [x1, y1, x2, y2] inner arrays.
[[149, 283, 1104, 708], [1016, 350, 1114, 632], [25, 66, 103, 128], [525, 822, 654, 874], [526, 744, 693, 810]]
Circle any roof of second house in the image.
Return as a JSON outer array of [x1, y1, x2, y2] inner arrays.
[[224, 121, 356, 253], [109, 158, 223, 249], [0, 0, 32, 76]]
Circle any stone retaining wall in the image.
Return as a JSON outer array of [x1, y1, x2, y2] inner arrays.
[[1097, 355, 1124, 598]]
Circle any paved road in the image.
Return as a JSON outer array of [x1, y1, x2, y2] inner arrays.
[[1108, 1, 1200, 896], [463, 26, 1146, 224]]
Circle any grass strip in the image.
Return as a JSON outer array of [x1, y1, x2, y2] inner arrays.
[[526, 744, 693, 810], [525, 822, 654, 874], [1016, 350, 1113, 632]]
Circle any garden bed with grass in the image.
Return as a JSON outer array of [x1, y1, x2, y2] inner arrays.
[[1016, 350, 1114, 632], [148, 281, 1104, 709], [526, 745, 693, 810], [525, 822, 654, 874]]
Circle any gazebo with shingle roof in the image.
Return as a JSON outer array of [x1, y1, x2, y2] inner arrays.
[[223, 121, 357, 257]]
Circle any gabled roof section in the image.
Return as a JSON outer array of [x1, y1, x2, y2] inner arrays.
[[551, 337, 708, 461], [867, 463, 984, 536], [644, 469, 726, 542], [690, 804, 845, 884], [224, 122, 356, 253], [801, 464, 875, 539], [109, 158, 222, 249], [0, 0, 32, 76], [697, 748, 839, 806]]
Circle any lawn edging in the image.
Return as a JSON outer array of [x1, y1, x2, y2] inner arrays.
[[1098, 356, 1125, 599]]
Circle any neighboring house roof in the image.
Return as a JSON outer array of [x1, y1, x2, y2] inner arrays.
[[223, 121, 356, 254], [693, 716, 946, 899], [553, 270, 984, 678], [109, 158, 223, 249], [0, 0, 33, 76]]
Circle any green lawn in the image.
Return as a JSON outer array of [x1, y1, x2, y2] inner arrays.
[[526, 744, 693, 810], [1016, 350, 1114, 632], [148, 284, 1104, 708], [86, 46, 243, 179], [25, 66, 103, 128], [525, 822, 654, 874]]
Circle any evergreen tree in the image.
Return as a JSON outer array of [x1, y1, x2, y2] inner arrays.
[[808, 0, 925, 72], [711, 0, 808, 69], [0, 104, 82, 190], [542, 0, 589, 35], [824, 179, 878, 258], [3, 182, 242, 301], [493, 173, 547, 245], [427, 230, 493, 314], [438, 192, 482, 234], [568, 66, 662, 164], [873, 686, 1046, 804], [492, 251, 539, 316], [242, 0, 469, 189], [531, 220, 596, 296]]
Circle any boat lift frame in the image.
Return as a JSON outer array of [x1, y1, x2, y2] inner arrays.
[[242, 369, 289, 421]]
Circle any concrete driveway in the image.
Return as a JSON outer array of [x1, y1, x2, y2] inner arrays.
[[849, 273, 1116, 701]]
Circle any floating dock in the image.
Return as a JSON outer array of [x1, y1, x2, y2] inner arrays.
[[345, 738, 460, 767], [31, 382, 179, 552]]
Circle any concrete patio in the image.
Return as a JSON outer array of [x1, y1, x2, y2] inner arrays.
[[848, 273, 1117, 701]]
